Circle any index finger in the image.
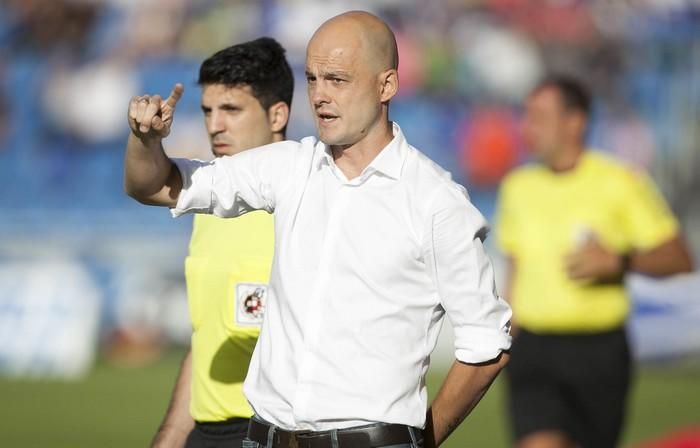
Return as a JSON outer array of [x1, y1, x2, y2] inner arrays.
[[165, 83, 184, 107]]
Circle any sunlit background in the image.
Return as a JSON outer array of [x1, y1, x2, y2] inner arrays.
[[0, 0, 699, 447]]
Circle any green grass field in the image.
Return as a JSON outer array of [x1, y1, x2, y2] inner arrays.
[[1, 350, 698, 447]]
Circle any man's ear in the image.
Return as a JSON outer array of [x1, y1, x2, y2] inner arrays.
[[379, 69, 399, 103], [267, 101, 290, 134], [569, 111, 587, 141]]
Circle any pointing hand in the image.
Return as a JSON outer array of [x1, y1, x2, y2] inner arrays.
[[128, 83, 184, 139]]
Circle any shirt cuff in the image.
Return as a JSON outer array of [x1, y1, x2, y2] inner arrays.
[[170, 158, 214, 218], [453, 310, 512, 363]]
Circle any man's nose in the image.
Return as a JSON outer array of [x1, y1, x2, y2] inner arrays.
[[207, 111, 224, 134], [310, 81, 330, 106]]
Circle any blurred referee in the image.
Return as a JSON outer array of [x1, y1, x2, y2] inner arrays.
[[496, 75, 693, 448]]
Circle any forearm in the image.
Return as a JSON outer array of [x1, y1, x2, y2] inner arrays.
[[151, 350, 195, 448], [425, 352, 509, 447], [628, 235, 694, 277], [124, 133, 181, 205]]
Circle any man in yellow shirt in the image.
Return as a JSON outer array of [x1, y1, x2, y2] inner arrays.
[[496, 76, 693, 448], [150, 37, 294, 448]]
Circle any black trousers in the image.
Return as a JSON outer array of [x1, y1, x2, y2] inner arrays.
[[506, 328, 632, 448], [185, 417, 250, 448]]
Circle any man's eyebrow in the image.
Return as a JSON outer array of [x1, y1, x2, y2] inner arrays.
[[200, 102, 240, 110], [305, 69, 351, 77], [324, 71, 351, 78]]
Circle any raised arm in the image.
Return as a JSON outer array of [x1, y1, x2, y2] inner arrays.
[[124, 84, 185, 206]]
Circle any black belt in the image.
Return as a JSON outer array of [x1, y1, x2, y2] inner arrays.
[[247, 418, 419, 448], [195, 417, 249, 435]]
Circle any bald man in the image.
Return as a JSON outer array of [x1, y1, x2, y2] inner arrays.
[[125, 11, 511, 448]]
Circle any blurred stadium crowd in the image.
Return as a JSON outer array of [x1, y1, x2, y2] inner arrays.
[[0, 0, 699, 376]]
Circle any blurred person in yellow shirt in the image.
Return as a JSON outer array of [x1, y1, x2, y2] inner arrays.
[[496, 75, 693, 448], [150, 37, 293, 448]]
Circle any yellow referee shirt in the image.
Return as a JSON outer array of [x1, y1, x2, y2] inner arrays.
[[185, 211, 274, 422], [495, 151, 678, 333]]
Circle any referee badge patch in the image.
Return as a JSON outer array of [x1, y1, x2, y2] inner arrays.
[[235, 283, 267, 326]]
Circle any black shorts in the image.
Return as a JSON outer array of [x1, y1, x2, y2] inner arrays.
[[185, 417, 249, 448], [506, 328, 632, 448]]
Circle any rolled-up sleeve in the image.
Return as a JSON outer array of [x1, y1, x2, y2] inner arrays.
[[170, 141, 298, 218], [425, 192, 512, 364]]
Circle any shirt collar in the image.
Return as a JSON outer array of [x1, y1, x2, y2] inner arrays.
[[317, 122, 407, 181], [366, 122, 407, 180]]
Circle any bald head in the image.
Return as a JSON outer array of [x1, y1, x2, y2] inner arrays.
[[309, 10, 398, 72], [305, 10, 400, 149]]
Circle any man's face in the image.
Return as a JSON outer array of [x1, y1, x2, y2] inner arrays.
[[305, 37, 384, 147], [201, 83, 274, 157], [522, 86, 571, 163]]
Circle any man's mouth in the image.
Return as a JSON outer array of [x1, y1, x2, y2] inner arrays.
[[211, 143, 231, 156], [317, 112, 338, 123]]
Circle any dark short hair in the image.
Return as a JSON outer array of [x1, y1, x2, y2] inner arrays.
[[198, 37, 294, 111], [534, 75, 591, 118]]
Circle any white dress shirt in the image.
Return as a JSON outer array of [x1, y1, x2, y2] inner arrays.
[[172, 123, 512, 431]]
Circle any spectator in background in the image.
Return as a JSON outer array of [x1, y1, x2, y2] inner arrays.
[[4, 0, 94, 54], [150, 37, 293, 448], [495, 75, 694, 448]]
